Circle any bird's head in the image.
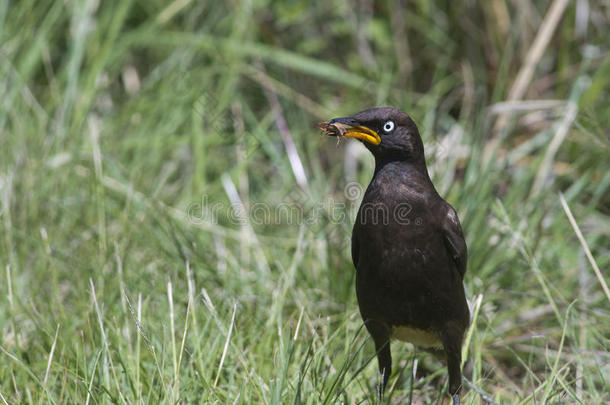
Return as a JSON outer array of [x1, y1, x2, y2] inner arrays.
[[323, 107, 425, 164]]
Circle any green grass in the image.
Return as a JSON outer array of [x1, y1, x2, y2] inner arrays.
[[1, 0, 609, 403]]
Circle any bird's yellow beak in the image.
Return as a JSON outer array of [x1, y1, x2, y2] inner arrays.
[[320, 118, 381, 145], [342, 125, 381, 145]]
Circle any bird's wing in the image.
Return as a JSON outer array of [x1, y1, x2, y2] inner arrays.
[[441, 205, 467, 278]]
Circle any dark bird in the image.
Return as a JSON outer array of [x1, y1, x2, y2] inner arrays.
[[321, 107, 470, 405]]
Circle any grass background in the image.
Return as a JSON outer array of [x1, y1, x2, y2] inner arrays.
[[1, 0, 609, 403]]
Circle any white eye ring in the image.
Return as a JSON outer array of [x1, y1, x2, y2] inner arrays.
[[383, 121, 395, 132]]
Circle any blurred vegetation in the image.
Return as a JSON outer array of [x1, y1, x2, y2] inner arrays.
[[0, 0, 609, 403]]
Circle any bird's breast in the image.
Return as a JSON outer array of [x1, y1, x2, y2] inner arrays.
[[391, 325, 442, 348]]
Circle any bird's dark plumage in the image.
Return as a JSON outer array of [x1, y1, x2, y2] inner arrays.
[[323, 107, 470, 404]]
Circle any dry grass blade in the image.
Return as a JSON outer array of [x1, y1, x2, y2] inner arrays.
[[258, 63, 309, 189], [559, 193, 610, 303], [43, 324, 60, 387], [213, 303, 237, 389], [495, 0, 571, 131], [508, 0, 570, 102]]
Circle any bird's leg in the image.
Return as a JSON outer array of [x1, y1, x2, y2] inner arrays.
[[375, 336, 391, 399], [440, 329, 463, 404], [365, 320, 392, 399]]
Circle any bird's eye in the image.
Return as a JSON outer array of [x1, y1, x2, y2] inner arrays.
[[383, 121, 395, 133]]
